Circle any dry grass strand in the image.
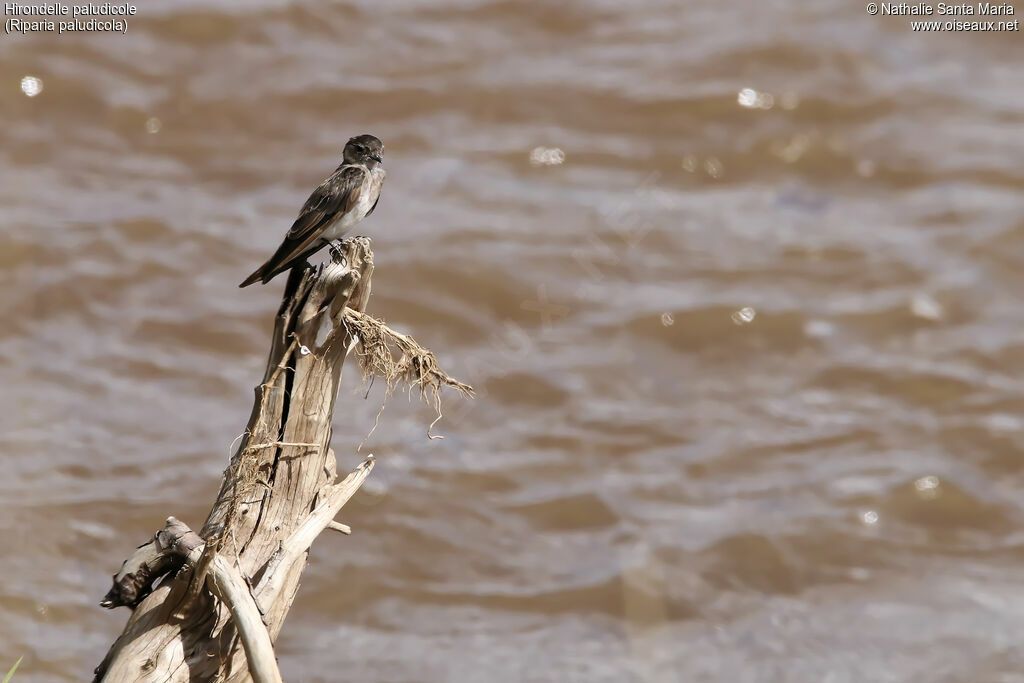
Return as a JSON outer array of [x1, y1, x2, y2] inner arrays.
[[341, 309, 473, 437]]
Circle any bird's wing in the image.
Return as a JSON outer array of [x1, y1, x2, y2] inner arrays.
[[240, 166, 367, 286], [287, 164, 366, 241]]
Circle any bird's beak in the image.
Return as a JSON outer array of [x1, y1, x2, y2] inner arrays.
[[371, 154, 383, 163]]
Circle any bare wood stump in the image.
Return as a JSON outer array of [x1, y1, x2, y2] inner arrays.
[[96, 238, 470, 682]]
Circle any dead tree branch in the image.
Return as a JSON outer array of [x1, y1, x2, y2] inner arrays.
[[95, 238, 471, 681]]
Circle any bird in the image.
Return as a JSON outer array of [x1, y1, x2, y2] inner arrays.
[[239, 134, 386, 287]]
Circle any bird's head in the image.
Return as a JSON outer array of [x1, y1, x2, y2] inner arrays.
[[343, 134, 384, 167]]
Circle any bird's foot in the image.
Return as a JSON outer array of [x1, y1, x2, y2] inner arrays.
[[326, 239, 349, 268]]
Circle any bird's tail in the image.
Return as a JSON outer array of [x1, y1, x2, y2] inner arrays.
[[238, 266, 267, 288]]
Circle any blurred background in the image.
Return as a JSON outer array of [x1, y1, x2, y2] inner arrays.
[[2, 1, 1024, 681]]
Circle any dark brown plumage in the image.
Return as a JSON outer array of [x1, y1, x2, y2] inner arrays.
[[240, 134, 385, 287]]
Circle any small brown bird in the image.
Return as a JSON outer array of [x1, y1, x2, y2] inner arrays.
[[240, 134, 386, 287]]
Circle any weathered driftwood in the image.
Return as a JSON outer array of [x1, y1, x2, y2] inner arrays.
[[96, 238, 471, 682]]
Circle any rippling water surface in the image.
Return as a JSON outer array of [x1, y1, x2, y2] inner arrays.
[[3, 2, 1024, 681]]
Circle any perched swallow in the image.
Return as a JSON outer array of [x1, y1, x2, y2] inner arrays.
[[240, 134, 386, 287]]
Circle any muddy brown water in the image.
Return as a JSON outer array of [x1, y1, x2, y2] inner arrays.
[[2, 2, 1024, 681]]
